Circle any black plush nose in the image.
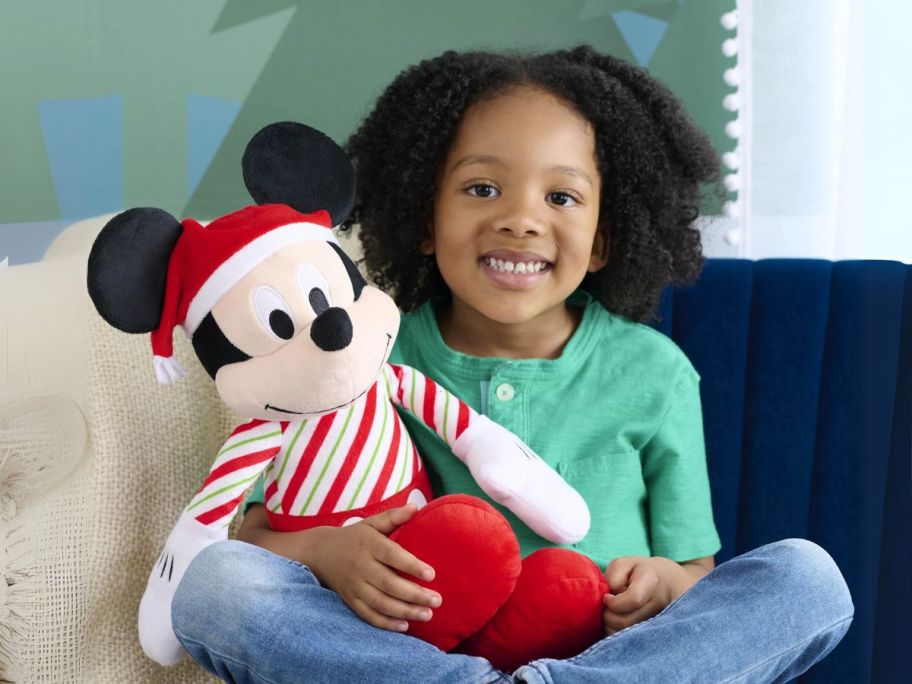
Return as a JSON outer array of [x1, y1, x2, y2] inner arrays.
[[310, 307, 353, 351]]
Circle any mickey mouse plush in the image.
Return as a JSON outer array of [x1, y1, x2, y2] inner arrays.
[[87, 122, 608, 672]]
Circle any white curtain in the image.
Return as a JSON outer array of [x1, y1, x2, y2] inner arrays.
[[705, 0, 912, 263]]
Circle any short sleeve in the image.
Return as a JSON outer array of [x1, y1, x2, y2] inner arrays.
[[242, 474, 266, 514], [641, 367, 721, 561]]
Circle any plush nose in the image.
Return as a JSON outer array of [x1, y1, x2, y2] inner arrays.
[[310, 307, 353, 352]]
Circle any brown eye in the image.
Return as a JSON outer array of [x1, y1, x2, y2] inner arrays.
[[467, 183, 500, 198], [547, 191, 579, 207]]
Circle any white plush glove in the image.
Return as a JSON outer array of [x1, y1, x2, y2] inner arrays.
[[138, 512, 227, 666], [452, 415, 590, 545]]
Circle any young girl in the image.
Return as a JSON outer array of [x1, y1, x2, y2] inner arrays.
[[171, 47, 853, 683]]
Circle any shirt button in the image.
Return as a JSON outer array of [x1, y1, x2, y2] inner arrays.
[[495, 383, 515, 402]]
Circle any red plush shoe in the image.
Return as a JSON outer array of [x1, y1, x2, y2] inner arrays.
[[389, 494, 522, 651], [456, 547, 608, 672]]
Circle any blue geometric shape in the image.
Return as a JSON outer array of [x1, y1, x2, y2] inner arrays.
[[186, 95, 242, 199], [612, 10, 669, 66], [38, 96, 124, 220], [0, 220, 74, 265]]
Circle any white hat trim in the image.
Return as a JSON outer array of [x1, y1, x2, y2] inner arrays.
[[183, 222, 339, 337]]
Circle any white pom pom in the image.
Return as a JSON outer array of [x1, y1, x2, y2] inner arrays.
[[153, 356, 187, 385], [722, 38, 738, 58], [722, 151, 740, 169], [723, 93, 741, 111], [723, 201, 741, 218], [725, 119, 743, 139], [724, 68, 741, 87], [720, 11, 739, 30], [725, 229, 742, 246], [724, 174, 742, 192]]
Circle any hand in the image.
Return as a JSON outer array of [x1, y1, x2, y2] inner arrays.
[[602, 556, 674, 635], [139, 513, 227, 665], [305, 505, 443, 633]]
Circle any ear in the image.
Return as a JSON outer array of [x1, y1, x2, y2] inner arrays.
[[87, 208, 182, 333], [419, 223, 435, 255], [587, 226, 610, 272], [242, 122, 356, 226]]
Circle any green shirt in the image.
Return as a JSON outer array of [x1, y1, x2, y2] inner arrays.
[[244, 292, 720, 569]]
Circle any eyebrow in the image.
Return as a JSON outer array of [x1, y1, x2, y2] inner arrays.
[[449, 155, 502, 173], [550, 165, 594, 187], [448, 155, 593, 188]]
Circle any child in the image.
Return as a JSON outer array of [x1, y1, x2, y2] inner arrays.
[[171, 47, 853, 683]]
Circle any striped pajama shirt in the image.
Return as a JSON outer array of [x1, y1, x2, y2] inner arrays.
[[184, 363, 479, 529]]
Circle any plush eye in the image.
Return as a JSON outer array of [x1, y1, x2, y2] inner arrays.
[[297, 264, 332, 315], [253, 286, 295, 340]]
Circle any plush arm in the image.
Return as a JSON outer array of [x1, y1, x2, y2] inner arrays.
[[383, 364, 590, 545], [138, 419, 283, 666]]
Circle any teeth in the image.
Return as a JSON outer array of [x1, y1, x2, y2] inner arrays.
[[483, 257, 548, 274]]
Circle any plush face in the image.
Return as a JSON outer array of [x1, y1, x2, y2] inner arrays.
[[201, 240, 399, 420]]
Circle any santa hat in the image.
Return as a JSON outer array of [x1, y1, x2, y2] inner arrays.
[[152, 204, 338, 384]]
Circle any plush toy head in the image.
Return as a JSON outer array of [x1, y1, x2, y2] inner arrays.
[[87, 122, 400, 421]]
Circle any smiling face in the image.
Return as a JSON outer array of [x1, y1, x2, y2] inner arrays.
[[207, 240, 400, 420], [426, 86, 607, 336]]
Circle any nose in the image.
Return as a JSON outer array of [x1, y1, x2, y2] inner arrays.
[[310, 307, 353, 352], [497, 192, 545, 237]]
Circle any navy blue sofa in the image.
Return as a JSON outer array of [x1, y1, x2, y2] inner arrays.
[[651, 259, 911, 683]]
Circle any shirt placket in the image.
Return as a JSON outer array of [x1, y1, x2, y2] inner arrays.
[[485, 362, 526, 440]]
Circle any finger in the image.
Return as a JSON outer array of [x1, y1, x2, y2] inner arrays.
[[360, 583, 434, 623], [374, 535, 436, 583], [362, 505, 418, 535], [603, 599, 661, 635], [603, 606, 633, 635], [605, 566, 659, 614], [368, 560, 441, 607], [350, 596, 409, 633], [604, 556, 640, 594]]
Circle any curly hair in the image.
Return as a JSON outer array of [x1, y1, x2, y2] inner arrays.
[[345, 46, 720, 323]]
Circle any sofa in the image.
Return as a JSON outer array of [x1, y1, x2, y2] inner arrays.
[[0, 218, 909, 682]]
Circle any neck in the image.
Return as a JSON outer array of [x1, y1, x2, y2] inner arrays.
[[437, 299, 580, 360]]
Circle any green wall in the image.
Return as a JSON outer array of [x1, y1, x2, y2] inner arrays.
[[0, 0, 734, 263]]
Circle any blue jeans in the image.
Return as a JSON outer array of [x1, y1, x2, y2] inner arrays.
[[172, 538, 853, 683]]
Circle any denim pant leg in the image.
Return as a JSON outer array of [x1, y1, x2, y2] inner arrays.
[[171, 540, 509, 684], [514, 539, 854, 684]]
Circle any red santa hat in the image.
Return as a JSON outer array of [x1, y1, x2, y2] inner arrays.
[[151, 204, 337, 384]]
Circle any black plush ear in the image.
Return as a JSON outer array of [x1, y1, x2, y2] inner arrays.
[[242, 122, 356, 226], [87, 208, 182, 333]]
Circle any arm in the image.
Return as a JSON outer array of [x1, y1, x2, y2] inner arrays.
[[184, 419, 283, 526], [238, 503, 442, 633], [384, 363, 476, 446], [138, 420, 282, 666], [384, 363, 590, 544], [603, 364, 720, 634]]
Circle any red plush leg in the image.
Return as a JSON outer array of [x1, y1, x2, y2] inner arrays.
[[389, 494, 521, 651], [456, 547, 608, 673]]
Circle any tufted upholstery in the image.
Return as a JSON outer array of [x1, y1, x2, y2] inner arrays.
[[654, 259, 911, 684]]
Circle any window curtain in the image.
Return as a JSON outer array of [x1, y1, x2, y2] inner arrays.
[[714, 0, 911, 263]]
